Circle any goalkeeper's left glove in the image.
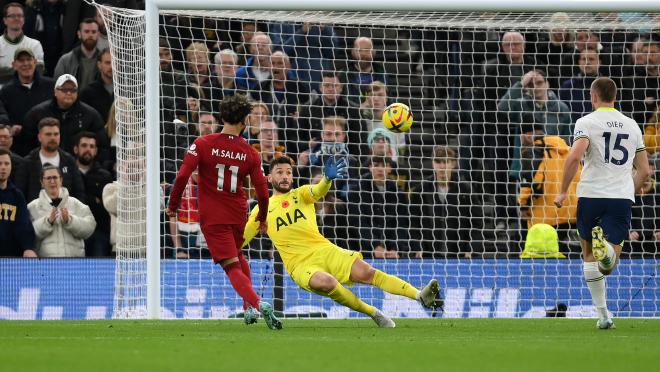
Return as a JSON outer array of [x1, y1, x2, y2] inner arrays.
[[323, 156, 348, 180]]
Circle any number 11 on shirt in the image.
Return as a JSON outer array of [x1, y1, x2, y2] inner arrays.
[[217, 164, 239, 193]]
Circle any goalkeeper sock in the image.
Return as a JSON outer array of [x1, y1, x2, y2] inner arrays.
[[598, 242, 617, 271], [327, 283, 377, 316], [584, 261, 608, 320], [237, 254, 253, 310], [372, 270, 419, 300], [223, 261, 260, 309]]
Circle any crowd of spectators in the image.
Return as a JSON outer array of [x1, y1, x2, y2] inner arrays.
[[0, 3, 659, 259]]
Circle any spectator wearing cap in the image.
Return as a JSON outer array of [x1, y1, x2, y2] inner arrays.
[[0, 123, 24, 182], [14, 117, 85, 202], [0, 2, 44, 85], [54, 18, 101, 92], [22, 73, 106, 157], [0, 48, 55, 155], [80, 48, 114, 121]]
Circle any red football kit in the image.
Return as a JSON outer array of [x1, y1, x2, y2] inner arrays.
[[168, 133, 269, 262]]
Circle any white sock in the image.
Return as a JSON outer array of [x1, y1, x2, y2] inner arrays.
[[598, 242, 617, 270], [584, 261, 608, 320]]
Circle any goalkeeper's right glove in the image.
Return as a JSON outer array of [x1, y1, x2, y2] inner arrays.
[[323, 156, 348, 180]]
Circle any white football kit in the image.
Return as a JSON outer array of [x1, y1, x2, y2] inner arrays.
[[573, 107, 646, 202]]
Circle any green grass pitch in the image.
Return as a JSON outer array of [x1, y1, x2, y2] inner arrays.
[[1, 319, 659, 372]]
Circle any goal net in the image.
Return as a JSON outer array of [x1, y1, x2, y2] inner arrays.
[[99, 3, 660, 319]]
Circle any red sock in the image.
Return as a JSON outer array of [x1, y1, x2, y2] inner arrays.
[[237, 254, 253, 310], [223, 261, 259, 309]]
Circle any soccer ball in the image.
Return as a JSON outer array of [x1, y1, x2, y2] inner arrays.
[[382, 103, 413, 133]]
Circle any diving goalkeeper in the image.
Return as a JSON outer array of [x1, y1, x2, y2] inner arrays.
[[243, 156, 439, 328]]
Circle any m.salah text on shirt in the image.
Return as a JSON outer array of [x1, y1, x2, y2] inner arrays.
[[212, 149, 247, 161]]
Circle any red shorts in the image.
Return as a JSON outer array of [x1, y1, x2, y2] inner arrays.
[[201, 224, 245, 263]]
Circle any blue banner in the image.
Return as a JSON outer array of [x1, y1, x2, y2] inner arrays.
[[1, 259, 658, 320]]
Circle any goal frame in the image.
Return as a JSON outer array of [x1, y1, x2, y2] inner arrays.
[[143, 0, 660, 319]]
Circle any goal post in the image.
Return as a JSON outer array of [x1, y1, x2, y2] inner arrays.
[[100, 0, 660, 320]]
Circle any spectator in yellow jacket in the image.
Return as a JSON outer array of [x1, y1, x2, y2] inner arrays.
[[644, 109, 660, 154], [518, 123, 581, 255]]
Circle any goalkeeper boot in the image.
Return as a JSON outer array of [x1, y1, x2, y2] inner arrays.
[[259, 302, 283, 330], [244, 306, 258, 325], [591, 226, 612, 267], [597, 318, 616, 330], [371, 310, 396, 328], [418, 279, 440, 308]]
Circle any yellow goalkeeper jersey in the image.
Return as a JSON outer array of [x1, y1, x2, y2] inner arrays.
[[243, 179, 334, 271]]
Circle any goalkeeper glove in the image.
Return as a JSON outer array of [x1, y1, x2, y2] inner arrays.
[[323, 156, 348, 180]]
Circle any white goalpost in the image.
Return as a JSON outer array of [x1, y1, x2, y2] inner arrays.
[[99, 0, 660, 320]]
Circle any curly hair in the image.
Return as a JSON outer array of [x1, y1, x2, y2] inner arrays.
[[220, 94, 253, 125]]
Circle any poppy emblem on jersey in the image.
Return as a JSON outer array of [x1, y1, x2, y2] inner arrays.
[[281, 201, 290, 208]]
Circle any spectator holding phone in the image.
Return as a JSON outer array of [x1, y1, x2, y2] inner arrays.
[[27, 165, 96, 257]]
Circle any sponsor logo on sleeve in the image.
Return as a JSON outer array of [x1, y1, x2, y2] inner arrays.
[[187, 143, 198, 156]]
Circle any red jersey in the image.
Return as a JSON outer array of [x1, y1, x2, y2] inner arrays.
[[168, 133, 269, 226]]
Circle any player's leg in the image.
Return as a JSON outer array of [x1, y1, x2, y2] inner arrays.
[[237, 253, 253, 310], [309, 272, 376, 315], [591, 226, 621, 275], [204, 224, 276, 327], [235, 232, 258, 319], [349, 259, 439, 308], [307, 271, 395, 328], [577, 198, 614, 329], [218, 256, 260, 311], [593, 199, 632, 275], [231, 224, 281, 330], [237, 253, 258, 324], [219, 256, 281, 330]]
